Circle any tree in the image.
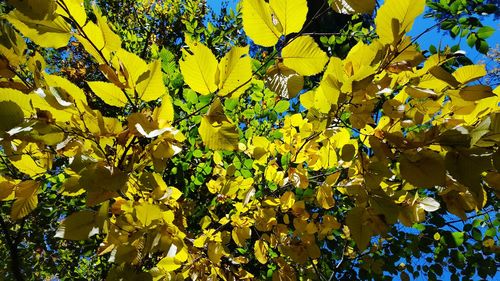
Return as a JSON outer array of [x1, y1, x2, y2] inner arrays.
[[0, 0, 499, 280]]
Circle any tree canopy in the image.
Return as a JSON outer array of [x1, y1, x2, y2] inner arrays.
[[0, 0, 499, 280]]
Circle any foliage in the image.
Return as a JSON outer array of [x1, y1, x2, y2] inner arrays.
[[0, 0, 499, 280]]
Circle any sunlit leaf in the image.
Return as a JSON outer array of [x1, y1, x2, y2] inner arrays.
[[199, 98, 239, 150], [374, 0, 425, 45], [179, 40, 218, 95], [87, 81, 129, 107], [282, 36, 329, 76]]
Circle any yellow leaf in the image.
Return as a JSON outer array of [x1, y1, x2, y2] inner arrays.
[[179, 40, 218, 95], [330, 0, 376, 14], [452, 64, 487, 84], [281, 36, 329, 76], [0, 86, 33, 116], [254, 239, 269, 264], [232, 226, 252, 247], [269, 0, 308, 35], [218, 46, 252, 98], [57, 0, 87, 26], [265, 63, 304, 99], [208, 242, 225, 264], [153, 95, 174, 128], [199, 98, 239, 151], [136, 60, 167, 101], [433, 232, 441, 241], [55, 210, 100, 240], [316, 184, 335, 209], [374, 0, 425, 45], [135, 202, 163, 227], [280, 191, 295, 211], [5, 11, 71, 48], [44, 74, 87, 104], [87, 81, 129, 107], [115, 49, 148, 88], [10, 155, 47, 177], [242, 0, 281, 47], [11, 180, 39, 220]]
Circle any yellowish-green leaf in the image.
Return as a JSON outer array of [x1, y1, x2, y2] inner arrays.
[[316, 184, 335, 209], [282, 36, 329, 76], [87, 81, 129, 107], [5, 11, 71, 48], [136, 59, 167, 101], [374, 0, 425, 45], [269, 0, 308, 35], [0, 21, 27, 67], [242, 0, 281, 47], [218, 46, 252, 98], [135, 202, 163, 227], [179, 40, 218, 95], [10, 180, 39, 220], [265, 63, 304, 99], [299, 88, 330, 113], [0, 101, 25, 134], [254, 239, 269, 264], [0, 88, 34, 116], [199, 98, 239, 151], [55, 210, 99, 240], [330, 0, 376, 14], [79, 164, 128, 193], [452, 64, 487, 84]]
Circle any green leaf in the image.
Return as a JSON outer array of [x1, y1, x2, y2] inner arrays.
[[452, 232, 464, 247], [477, 26, 495, 39], [274, 100, 289, 113], [466, 33, 477, 47]]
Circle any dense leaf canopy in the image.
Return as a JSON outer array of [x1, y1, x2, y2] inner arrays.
[[0, 0, 499, 280]]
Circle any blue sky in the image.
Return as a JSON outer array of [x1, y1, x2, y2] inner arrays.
[[206, 0, 499, 62]]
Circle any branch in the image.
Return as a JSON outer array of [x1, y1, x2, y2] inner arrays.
[[0, 215, 24, 281]]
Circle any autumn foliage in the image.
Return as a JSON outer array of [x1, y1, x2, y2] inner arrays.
[[0, 0, 499, 280]]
